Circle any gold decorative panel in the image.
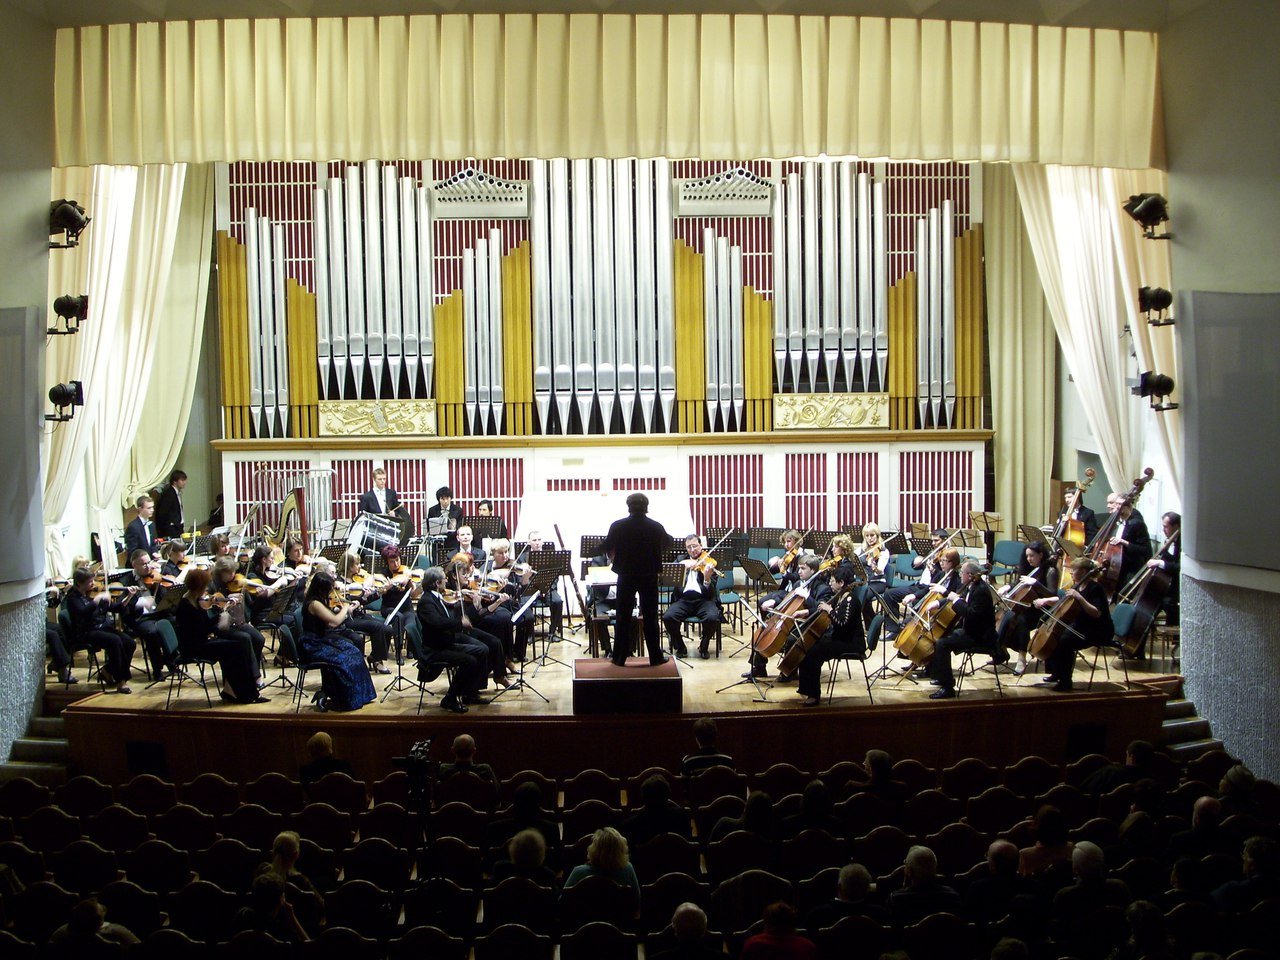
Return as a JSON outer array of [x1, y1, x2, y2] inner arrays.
[[773, 393, 890, 431], [318, 400, 437, 437]]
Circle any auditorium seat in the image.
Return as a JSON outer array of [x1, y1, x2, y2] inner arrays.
[[303, 927, 382, 960], [221, 803, 285, 852], [293, 802, 355, 851], [389, 926, 466, 960], [117, 775, 178, 820], [0, 778, 52, 820], [19, 805, 82, 855], [370, 771, 411, 808], [1035, 783, 1094, 829], [813, 913, 887, 960], [356, 802, 416, 847], [53, 776, 114, 819], [964, 786, 1031, 836], [850, 825, 912, 878], [685, 767, 749, 809], [481, 875, 557, 934], [324, 879, 398, 940], [1069, 816, 1121, 847], [125, 838, 194, 894], [0, 839, 45, 885], [50, 838, 119, 895], [1185, 749, 1238, 787], [243, 773, 306, 816], [706, 830, 778, 884], [940, 758, 1001, 802], [499, 770, 560, 808], [308, 773, 368, 817], [625, 767, 683, 808], [402, 876, 479, 939], [560, 920, 638, 960], [631, 832, 702, 883], [153, 803, 221, 853], [1002, 755, 1062, 799], [429, 801, 488, 847], [694, 795, 745, 841], [836, 791, 897, 837], [135, 927, 211, 960], [473, 923, 554, 960], [1064, 753, 1113, 788], [166, 879, 239, 943], [435, 771, 499, 811], [221, 929, 293, 960], [417, 836, 484, 889], [891, 759, 938, 795], [342, 837, 410, 890], [558, 872, 636, 934], [751, 763, 812, 800], [901, 789, 964, 836], [83, 804, 151, 855], [0, 930, 37, 960], [923, 822, 990, 877], [181, 773, 241, 817], [562, 769, 623, 809], [902, 912, 983, 960], [296, 838, 339, 892], [777, 829, 848, 881], [98, 879, 166, 938], [817, 761, 870, 798], [640, 871, 711, 933], [563, 799, 622, 845], [195, 837, 262, 893], [706, 868, 793, 936]]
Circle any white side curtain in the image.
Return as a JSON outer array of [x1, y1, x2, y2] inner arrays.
[[1106, 168, 1182, 502], [1012, 164, 1144, 493], [984, 165, 1056, 530], [125, 164, 214, 505]]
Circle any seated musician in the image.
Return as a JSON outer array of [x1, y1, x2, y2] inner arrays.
[[927, 560, 998, 699], [160, 539, 190, 580], [796, 565, 867, 707], [477, 499, 510, 539], [119, 548, 176, 678], [767, 529, 805, 587], [282, 538, 313, 573], [748, 554, 831, 680], [243, 545, 303, 661], [45, 583, 74, 684], [209, 533, 233, 561], [883, 548, 962, 646], [1057, 489, 1099, 544], [663, 534, 723, 660], [124, 495, 159, 558], [63, 566, 137, 693], [297, 572, 377, 712], [489, 539, 535, 661], [174, 567, 266, 704], [526, 531, 564, 638], [426, 485, 465, 543], [209, 558, 268, 685], [415, 566, 498, 714], [1033, 557, 1114, 693], [997, 541, 1059, 676], [1124, 511, 1181, 659], [447, 551, 516, 681], [858, 523, 892, 610], [335, 550, 394, 675], [454, 525, 487, 566], [1102, 493, 1153, 591], [377, 545, 421, 641], [883, 529, 948, 611]]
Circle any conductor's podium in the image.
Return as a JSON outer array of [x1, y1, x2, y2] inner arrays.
[[572, 657, 683, 715]]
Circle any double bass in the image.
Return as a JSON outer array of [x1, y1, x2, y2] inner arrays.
[[1116, 529, 1179, 656], [1054, 468, 1097, 590], [1088, 468, 1155, 596]]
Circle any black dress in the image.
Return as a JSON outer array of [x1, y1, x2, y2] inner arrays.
[[299, 605, 376, 711], [174, 597, 260, 702]]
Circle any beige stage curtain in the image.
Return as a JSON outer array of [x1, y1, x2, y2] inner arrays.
[[1013, 164, 1144, 494], [983, 164, 1056, 532], [125, 165, 214, 506], [55, 15, 1160, 168], [1106, 168, 1182, 502]]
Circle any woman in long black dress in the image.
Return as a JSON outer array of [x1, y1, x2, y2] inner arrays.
[[298, 572, 376, 712], [174, 568, 266, 704], [210, 557, 267, 681], [997, 541, 1059, 676]]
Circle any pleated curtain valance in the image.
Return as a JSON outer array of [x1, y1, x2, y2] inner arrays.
[[54, 14, 1161, 168]]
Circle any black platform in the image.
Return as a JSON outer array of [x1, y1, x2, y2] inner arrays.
[[572, 657, 683, 714]]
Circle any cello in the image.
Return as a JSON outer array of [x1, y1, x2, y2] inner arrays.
[[1116, 529, 1179, 656], [777, 579, 855, 675], [1028, 561, 1104, 663], [892, 589, 960, 673], [1088, 468, 1155, 596], [751, 585, 812, 659]]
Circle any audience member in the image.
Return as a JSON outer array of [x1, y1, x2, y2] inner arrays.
[[650, 902, 724, 960], [233, 874, 310, 944], [887, 845, 961, 927], [1161, 856, 1214, 910], [1218, 763, 1260, 817], [1051, 841, 1132, 935], [963, 840, 1033, 922], [681, 718, 735, 776], [621, 774, 692, 847], [862, 750, 909, 805], [492, 828, 558, 888], [563, 827, 642, 910], [487, 781, 562, 869], [990, 938, 1030, 960], [49, 898, 139, 949], [780, 779, 842, 839], [1108, 810, 1160, 865], [257, 831, 320, 897], [1212, 835, 1280, 914], [804, 863, 886, 930], [299, 732, 356, 788], [710, 790, 776, 843], [740, 901, 817, 960], [1079, 741, 1157, 795], [439, 733, 499, 786], [1107, 900, 1175, 960], [1018, 805, 1074, 878], [1168, 796, 1228, 860]]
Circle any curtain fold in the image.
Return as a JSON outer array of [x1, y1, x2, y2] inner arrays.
[[1012, 164, 1145, 494], [126, 164, 214, 507], [54, 15, 1161, 168], [983, 164, 1056, 531]]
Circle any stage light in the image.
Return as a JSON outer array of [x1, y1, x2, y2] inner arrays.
[[1137, 286, 1175, 326], [1122, 193, 1171, 240], [48, 294, 88, 335], [1131, 371, 1178, 412], [49, 199, 90, 249], [46, 380, 84, 422]]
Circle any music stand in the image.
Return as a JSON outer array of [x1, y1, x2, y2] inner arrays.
[[462, 515, 503, 543], [1019, 524, 1051, 545], [908, 537, 935, 558], [526, 567, 570, 668], [489, 582, 551, 705], [658, 562, 695, 666], [379, 587, 423, 701], [884, 531, 911, 555]]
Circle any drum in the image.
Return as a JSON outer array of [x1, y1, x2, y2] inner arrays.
[[347, 512, 401, 554]]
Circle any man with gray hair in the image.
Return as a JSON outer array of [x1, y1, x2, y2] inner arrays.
[[600, 492, 671, 666], [1050, 840, 1131, 932], [650, 902, 723, 960], [964, 839, 1033, 922], [927, 559, 998, 699], [805, 862, 886, 929], [888, 845, 961, 926]]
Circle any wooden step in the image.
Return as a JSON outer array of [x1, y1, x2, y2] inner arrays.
[[1167, 738, 1226, 763], [1164, 699, 1197, 720], [10, 737, 70, 764], [1161, 716, 1211, 745], [0, 761, 67, 786], [26, 716, 65, 739]]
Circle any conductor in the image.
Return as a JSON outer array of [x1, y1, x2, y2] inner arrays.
[[600, 493, 670, 667]]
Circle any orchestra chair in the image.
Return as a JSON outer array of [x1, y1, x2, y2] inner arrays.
[[57, 606, 106, 690], [289, 633, 327, 713], [1083, 605, 1134, 689], [954, 646, 1005, 697], [161, 621, 220, 709], [989, 540, 1025, 581], [403, 617, 452, 715], [824, 616, 878, 705]]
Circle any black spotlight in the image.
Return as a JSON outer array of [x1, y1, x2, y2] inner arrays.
[[1131, 371, 1178, 412], [1137, 286, 1175, 326], [49, 294, 88, 335], [49, 199, 91, 249], [1122, 193, 1171, 240], [46, 380, 85, 423]]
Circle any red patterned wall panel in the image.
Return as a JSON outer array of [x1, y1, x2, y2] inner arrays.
[[688, 454, 764, 534], [233, 459, 311, 529], [547, 478, 601, 493], [332, 459, 376, 521], [227, 161, 318, 291], [432, 218, 530, 302], [836, 452, 880, 530], [612, 477, 668, 492], [885, 161, 971, 284], [785, 453, 827, 532], [448, 457, 526, 533], [898, 450, 974, 531]]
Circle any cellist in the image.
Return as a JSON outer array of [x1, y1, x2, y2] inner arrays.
[[882, 548, 962, 647], [1123, 511, 1181, 659], [795, 565, 866, 706], [1033, 557, 1113, 692], [748, 554, 831, 680], [926, 560, 998, 699], [996, 541, 1059, 677]]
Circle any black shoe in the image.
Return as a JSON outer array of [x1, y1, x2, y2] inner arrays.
[[699, 647, 710, 660], [742, 668, 768, 679], [462, 694, 489, 705], [992, 650, 1010, 665], [219, 690, 236, 704], [440, 697, 468, 714], [928, 678, 942, 686], [929, 688, 956, 699], [649, 655, 671, 666], [610, 657, 628, 667], [1052, 680, 1075, 692], [775, 673, 796, 684]]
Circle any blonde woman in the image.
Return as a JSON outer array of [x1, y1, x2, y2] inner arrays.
[[857, 523, 892, 619], [563, 826, 641, 909]]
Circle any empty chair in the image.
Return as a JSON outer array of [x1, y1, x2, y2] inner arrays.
[[694, 795, 745, 841], [964, 785, 1030, 836], [244, 773, 307, 815], [481, 876, 557, 934], [563, 769, 623, 809], [924, 822, 990, 877], [631, 833, 702, 883], [0, 778, 52, 820], [777, 829, 848, 881], [307, 773, 368, 817], [98, 879, 166, 938], [117, 775, 178, 820], [54, 776, 115, 818], [0, 929, 36, 960], [902, 789, 964, 836], [1064, 753, 1113, 789], [0, 839, 45, 885], [835, 791, 897, 837], [473, 923, 554, 960], [560, 921, 637, 960], [296, 838, 340, 893], [430, 801, 488, 846], [1003, 755, 1062, 799], [813, 913, 887, 960], [51, 838, 120, 895], [196, 837, 263, 893], [1070, 817, 1121, 847], [11, 880, 79, 944], [136, 927, 212, 960], [891, 759, 938, 795], [223, 803, 286, 852], [563, 799, 623, 845], [302, 927, 382, 960], [707, 868, 793, 936], [434, 771, 499, 811], [370, 771, 411, 807], [902, 912, 981, 960], [849, 825, 912, 878], [686, 767, 749, 809], [20, 805, 82, 854], [293, 803, 354, 851], [389, 926, 466, 960], [1036, 783, 1095, 828], [940, 758, 1001, 802], [751, 763, 812, 800], [83, 804, 151, 855], [324, 879, 397, 940], [1185, 749, 1238, 786], [125, 838, 194, 894], [356, 802, 416, 847], [167, 880, 240, 943], [220, 930, 294, 960], [417, 836, 484, 889], [559, 872, 637, 934], [182, 773, 241, 817], [342, 837, 411, 890], [705, 830, 778, 885], [402, 876, 479, 939], [153, 803, 220, 853]]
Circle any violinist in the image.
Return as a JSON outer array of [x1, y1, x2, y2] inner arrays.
[[749, 554, 832, 680], [63, 566, 137, 694], [335, 550, 394, 674], [119, 548, 175, 678], [377, 544, 422, 638], [447, 550, 516, 679], [1056, 489, 1099, 545], [1100, 493, 1153, 593], [298, 571, 376, 712], [882, 548, 963, 647], [282, 538, 313, 574], [1124, 511, 1181, 659], [796, 565, 867, 706], [767, 530, 806, 588], [824, 535, 858, 580], [526, 531, 563, 638], [175, 567, 266, 704], [857, 523, 892, 606], [209, 558, 268, 684], [160, 540, 190, 580], [124, 495, 159, 558], [1033, 557, 1113, 692], [662, 534, 723, 660], [882, 529, 948, 612], [997, 541, 1059, 677], [209, 533, 233, 561], [415, 566, 498, 713], [926, 561, 998, 699], [490, 539, 535, 661]]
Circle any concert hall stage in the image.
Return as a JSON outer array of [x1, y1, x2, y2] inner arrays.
[[60, 638, 1175, 785]]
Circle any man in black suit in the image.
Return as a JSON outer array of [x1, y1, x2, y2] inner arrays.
[[662, 534, 722, 659], [124, 495, 159, 558], [928, 560, 998, 699], [476, 499, 509, 539], [1056, 489, 1099, 545], [154, 469, 187, 538], [357, 467, 413, 541], [1103, 493, 1153, 590], [414, 566, 494, 714], [887, 845, 961, 927], [599, 492, 670, 666], [426, 485, 464, 531]]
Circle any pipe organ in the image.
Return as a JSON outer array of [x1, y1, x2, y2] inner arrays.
[[215, 158, 984, 440]]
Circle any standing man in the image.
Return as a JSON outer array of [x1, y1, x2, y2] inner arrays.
[[600, 493, 670, 666], [358, 467, 412, 541], [154, 469, 187, 538], [1103, 492, 1153, 591], [124, 495, 159, 558]]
